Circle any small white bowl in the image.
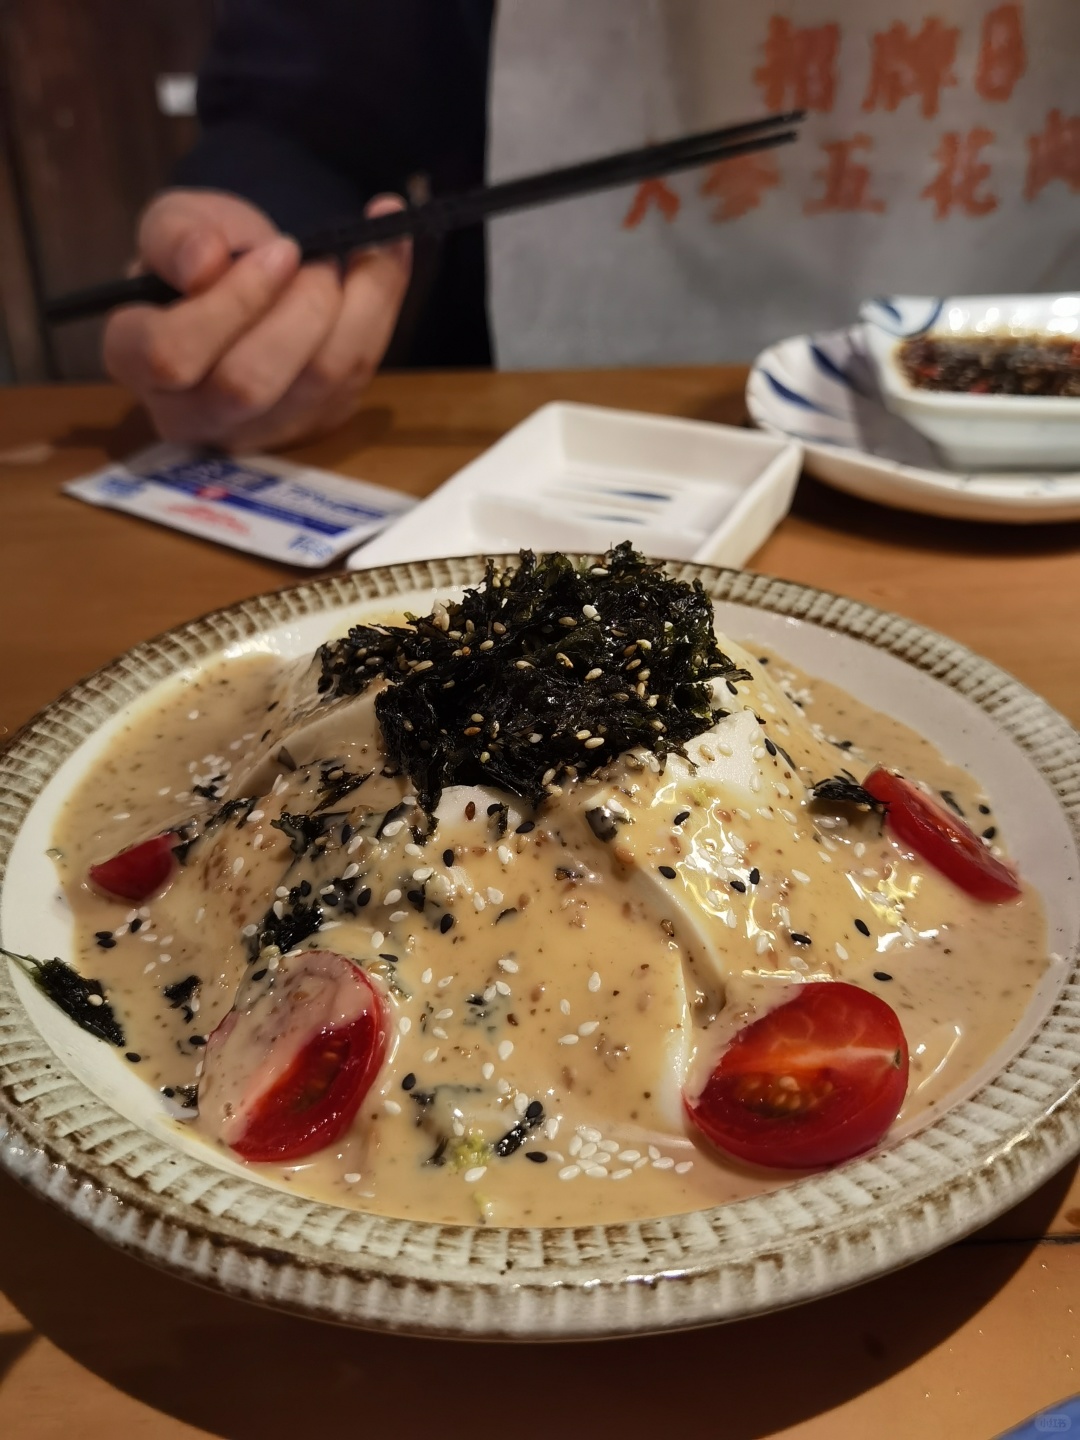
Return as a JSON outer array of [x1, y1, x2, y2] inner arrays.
[[861, 295, 1080, 470]]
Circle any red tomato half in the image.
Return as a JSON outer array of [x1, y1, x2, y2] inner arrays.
[[686, 982, 909, 1169], [199, 950, 389, 1163], [88, 832, 178, 902], [863, 767, 1021, 903]]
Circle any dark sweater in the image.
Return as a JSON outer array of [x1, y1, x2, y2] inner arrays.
[[173, 0, 495, 367]]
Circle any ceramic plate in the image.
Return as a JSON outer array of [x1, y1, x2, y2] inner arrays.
[[1, 558, 1079, 1340], [747, 326, 1080, 523]]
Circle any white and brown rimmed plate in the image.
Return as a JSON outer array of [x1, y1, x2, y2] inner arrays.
[[1, 557, 1078, 1340]]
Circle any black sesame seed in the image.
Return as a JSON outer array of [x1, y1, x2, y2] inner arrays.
[[525, 1151, 548, 1164], [854, 918, 871, 936], [515, 820, 536, 834], [356, 887, 372, 907], [486, 802, 503, 816], [95, 934, 117, 949], [982, 826, 997, 841], [525, 1099, 544, 1122], [379, 953, 399, 964], [440, 913, 455, 934], [764, 738, 777, 757], [730, 879, 747, 893], [161, 1086, 175, 1098], [125, 1052, 141, 1063], [299, 880, 312, 897], [189, 1035, 207, 1047], [401, 1072, 417, 1091], [940, 790, 964, 817], [673, 810, 691, 826], [790, 932, 812, 946], [658, 864, 677, 880], [873, 971, 893, 982], [978, 803, 991, 815], [129, 918, 143, 934], [250, 968, 268, 982], [748, 867, 761, 885], [442, 848, 455, 866], [341, 823, 353, 844], [726, 679, 739, 695]]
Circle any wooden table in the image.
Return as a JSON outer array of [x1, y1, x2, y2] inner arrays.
[[1, 371, 1078, 1440]]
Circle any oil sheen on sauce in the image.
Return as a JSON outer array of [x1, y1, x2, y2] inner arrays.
[[51, 623, 1048, 1228]]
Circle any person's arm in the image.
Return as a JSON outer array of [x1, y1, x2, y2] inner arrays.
[[104, 2, 412, 452]]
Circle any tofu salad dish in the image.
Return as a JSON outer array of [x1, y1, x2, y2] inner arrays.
[[16, 545, 1046, 1228]]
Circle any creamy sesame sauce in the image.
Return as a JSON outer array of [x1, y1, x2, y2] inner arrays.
[[51, 620, 1048, 1227]]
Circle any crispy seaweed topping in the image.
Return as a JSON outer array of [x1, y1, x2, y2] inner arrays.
[[3, 947, 125, 1046], [811, 774, 884, 812], [316, 765, 372, 811], [318, 544, 749, 812]]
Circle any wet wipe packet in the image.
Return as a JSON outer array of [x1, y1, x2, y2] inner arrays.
[[65, 444, 415, 567]]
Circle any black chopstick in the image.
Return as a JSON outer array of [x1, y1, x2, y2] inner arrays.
[[44, 111, 804, 324]]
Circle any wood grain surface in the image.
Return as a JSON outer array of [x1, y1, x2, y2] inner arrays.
[[1, 370, 1078, 1439]]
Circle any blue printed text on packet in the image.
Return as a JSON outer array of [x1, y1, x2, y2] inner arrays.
[[64, 445, 416, 567]]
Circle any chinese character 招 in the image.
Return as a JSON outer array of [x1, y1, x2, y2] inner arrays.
[[754, 17, 840, 114]]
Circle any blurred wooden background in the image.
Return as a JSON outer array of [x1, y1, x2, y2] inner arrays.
[[0, 0, 214, 382]]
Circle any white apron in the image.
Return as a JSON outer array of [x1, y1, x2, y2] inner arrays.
[[487, 0, 1080, 367]]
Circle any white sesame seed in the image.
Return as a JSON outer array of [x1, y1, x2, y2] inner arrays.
[[463, 1166, 487, 1184], [611, 1168, 632, 1180], [348, 835, 364, 854], [674, 1161, 694, 1174], [343, 1172, 362, 1184], [188, 710, 199, 720], [498, 957, 519, 973], [558, 1165, 581, 1181], [498, 1040, 514, 1061], [579, 1142, 598, 1160], [398, 1017, 412, 1035], [87, 993, 104, 1007], [780, 808, 798, 824], [648, 1145, 661, 1160], [618, 1150, 641, 1162], [195, 907, 205, 924], [389, 910, 409, 923], [582, 604, 599, 619], [481, 1062, 495, 1079], [371, 931, 385, 947], [232, 856, 244, 875], [836, 942, 849, 961], [497, 1078, 511, 1095], [473, 893, 486, 912], [483, 984, 498, 1002], [432, 1026, 448, 1040], [493, 980, 510, 998], [487, 887, 504, 904], [342, 862, 360, 880], [158, 785, 171, 796], [792, 869, 811, 884], [598, 1139, 619, 1154], [578, 1020, 599, 1036], [382, 819, 404, 837], [568, 1135, 583, 1156], [544, 1117, 559, 1139], [404, 842, 423, 857], [653, 1156, 675, 1170], [248, 810, 264, 822], [241, 923, 258, 938], [142, 961, 155, 974], [384, 888, 402, 904], [423, 1047, 440, 1063], [412, 866, 434, 881], [384, 1099, 402, 1115], [558, 1034, 579, 1046], [438, 975, 454, 988], [585, 668, 602, 681], [560, 999, 571, 1015], [588, 971, 601, 992], [585, 1165, 608, 1179], [854, 842, 867, 858], [435, 1007, 454, 1021]]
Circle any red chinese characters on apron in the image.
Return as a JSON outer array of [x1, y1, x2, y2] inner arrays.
[[487, 0, 1080, 367]]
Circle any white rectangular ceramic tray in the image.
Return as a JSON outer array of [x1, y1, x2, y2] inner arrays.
[[350, 402, 802, 569]]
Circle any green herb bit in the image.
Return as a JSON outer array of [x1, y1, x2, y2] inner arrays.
[[2, 946, 125, 1046], [317, 542, 750, 813]]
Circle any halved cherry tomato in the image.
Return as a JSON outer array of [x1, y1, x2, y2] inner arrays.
[[199, 950, 389, 1163], [685, 982, 909, 1169], [863, 767, 1021, 903], [88, 832, 178, 902]]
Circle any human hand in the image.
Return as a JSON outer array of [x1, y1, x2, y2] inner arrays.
[[103, 189, 412, 451]]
